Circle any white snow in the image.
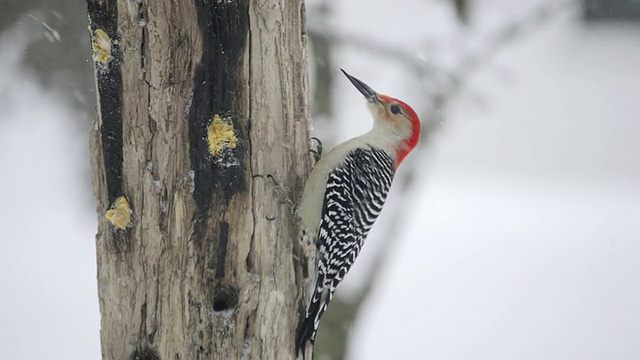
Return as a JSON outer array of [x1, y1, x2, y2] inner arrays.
[[351, 175, 640, 360], [0, 29, 100, 359], [153, 180, 163, 193]]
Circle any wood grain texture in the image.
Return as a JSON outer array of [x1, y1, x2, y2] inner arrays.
[[88, 0, 310, 358]]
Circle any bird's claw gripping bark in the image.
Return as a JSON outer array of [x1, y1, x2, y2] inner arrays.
[[253, 174, 300, 222], [310, 137, 323, 165]]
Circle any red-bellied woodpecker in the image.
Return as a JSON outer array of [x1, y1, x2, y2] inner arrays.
[[295, 69, 421, 355]]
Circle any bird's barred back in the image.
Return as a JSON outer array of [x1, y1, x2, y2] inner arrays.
[[317, 146, 395, 295]]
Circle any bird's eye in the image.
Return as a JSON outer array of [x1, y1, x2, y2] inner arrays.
[[390, 104, 401, 114]]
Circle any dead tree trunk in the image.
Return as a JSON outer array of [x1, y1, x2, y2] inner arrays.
[[87, 1, 310, 359]]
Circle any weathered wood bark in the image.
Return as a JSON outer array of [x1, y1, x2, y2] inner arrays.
[[87, 1, 310, 359]]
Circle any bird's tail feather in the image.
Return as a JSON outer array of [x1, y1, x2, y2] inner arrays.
[[295, 286, 329, 358]]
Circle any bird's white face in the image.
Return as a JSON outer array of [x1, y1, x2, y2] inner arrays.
[[369, 95, 417, 143]]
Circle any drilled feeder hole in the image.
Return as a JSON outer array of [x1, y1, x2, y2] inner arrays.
[[130, 345, 160, 360], [213, 285, 238, 312]]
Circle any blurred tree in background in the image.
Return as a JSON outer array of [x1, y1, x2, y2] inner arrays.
[[0, 0, 94, 112]]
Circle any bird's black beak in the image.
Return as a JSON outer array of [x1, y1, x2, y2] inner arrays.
[[341, 69, 378, 103]]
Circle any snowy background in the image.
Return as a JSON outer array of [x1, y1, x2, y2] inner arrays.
[[1, 0, 639, 359]]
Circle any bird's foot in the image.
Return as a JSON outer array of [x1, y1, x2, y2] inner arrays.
[[310, 137, 323, 165]]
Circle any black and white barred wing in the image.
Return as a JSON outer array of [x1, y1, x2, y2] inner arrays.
[[296, 147, 395, 352], [318, 147, 395, 294]]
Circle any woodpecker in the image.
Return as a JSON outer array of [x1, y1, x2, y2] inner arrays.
[[295, 69, 421, 355]]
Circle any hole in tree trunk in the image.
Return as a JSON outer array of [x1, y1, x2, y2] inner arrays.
[[130, 345, 160, 360], [212, 285, 237, 312]]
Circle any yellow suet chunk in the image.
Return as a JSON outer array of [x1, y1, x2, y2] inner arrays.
[[106, 196, 132, 230], [91, 28, 112, 66], [207, 115, 237, 158]]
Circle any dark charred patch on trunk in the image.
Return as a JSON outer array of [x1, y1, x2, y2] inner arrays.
[[188, 0, 250, 222], [213, 221, 230, 279], [87, 1, 124, 206]]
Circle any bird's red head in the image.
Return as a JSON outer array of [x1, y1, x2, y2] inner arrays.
[[341, 69, 421, 167], [377, 94, 421, 166]]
